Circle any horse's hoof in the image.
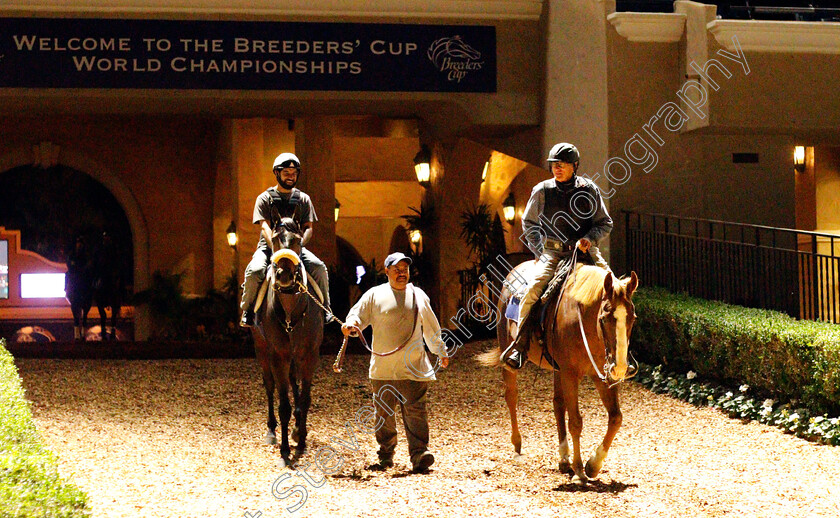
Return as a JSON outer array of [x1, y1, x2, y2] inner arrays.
[[264, 432, 277, 445], [559, 459, 573, 474], [585, 445, 606, 478], [277, 457, 287, 469], [572, 473, 589, 485]]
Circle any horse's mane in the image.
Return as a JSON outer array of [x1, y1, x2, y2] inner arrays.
[[565, 265, 627, 305]]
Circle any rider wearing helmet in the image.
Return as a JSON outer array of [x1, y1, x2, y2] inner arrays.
[[500, 143, 612, 369], [239, 152, 333, 327]]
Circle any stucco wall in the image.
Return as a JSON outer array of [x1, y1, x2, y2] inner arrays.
[[605, 19, 804, 275], [0, 116, 219, 297]]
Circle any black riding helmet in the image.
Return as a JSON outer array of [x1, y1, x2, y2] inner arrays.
[[547, 142, 580, 175], [547, 142, 580, 164]]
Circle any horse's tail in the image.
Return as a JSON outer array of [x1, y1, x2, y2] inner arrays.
[[475, 345, 502, 368]]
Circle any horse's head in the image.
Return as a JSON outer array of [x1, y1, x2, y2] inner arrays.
[[269, 217, 304, 293], [598, 271, 639, 385]]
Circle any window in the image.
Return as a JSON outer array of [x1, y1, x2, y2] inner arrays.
[[20, 273, 66, 299], [0, 240, 7, 299]]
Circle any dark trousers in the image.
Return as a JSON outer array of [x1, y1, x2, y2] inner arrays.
[[370, 379, 430, 465]]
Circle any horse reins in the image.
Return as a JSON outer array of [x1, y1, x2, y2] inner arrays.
[[293, 281, 419, 373], [562, 248, 635, 388]]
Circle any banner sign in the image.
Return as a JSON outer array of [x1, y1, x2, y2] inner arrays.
[[0, 18, 496, 92]]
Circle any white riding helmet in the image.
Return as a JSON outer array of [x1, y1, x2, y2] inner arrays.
[[273, 153, 301, 171]]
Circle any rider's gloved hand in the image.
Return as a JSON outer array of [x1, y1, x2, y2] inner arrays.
[[576, 238, 592, 253]]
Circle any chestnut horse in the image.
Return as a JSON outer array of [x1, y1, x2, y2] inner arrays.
[[252, 217, 324, 463], [480, 259, 638, 483]]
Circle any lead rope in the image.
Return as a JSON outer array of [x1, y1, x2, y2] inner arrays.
[[294, 281, 416, 373]]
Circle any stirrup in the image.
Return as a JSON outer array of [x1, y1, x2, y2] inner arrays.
[[500, 341, 526, 369], [240, 310, 255, 328]]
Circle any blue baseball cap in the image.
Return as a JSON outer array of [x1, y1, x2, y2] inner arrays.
[[384, 252, 413, 268]]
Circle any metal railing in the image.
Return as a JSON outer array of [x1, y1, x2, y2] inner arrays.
[[624, 211, 840, 323], [615, 2, 840, 21]]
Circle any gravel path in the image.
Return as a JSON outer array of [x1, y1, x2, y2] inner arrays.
[[15, 340, 840, 518]]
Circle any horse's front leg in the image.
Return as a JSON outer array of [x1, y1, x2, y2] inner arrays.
[[97, 304, 109, 341], [585, 379, 622, 479], [553, 371, 571, 473], [276, 364, 293, 463], [293, 378, 312, 455], [562, 375, 587, 483], [109, 303, 120, 340], [80, 303, 90, 342], [256, 345, 278, 445], [289, 365, 300, 443], [502, 367, 521, 454]]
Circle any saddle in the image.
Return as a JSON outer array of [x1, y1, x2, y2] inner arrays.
[[253, 265, 324, 315], [505, 252, 596, 369]]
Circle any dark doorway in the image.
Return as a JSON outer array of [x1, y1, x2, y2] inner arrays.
[[0, 165, 134, 289]]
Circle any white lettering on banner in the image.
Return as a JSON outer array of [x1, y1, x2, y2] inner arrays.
[[72, 56, 161, 72], [142, 38, 171, 52], [169, 57, 362, 74], [14, 35, 132, 52], [178, 39, 223, 53], [233, 38, 358, 54], [370, 40, 418, 55]]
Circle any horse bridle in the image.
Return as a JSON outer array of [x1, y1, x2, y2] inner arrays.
[[566, 248, 637, 389], [269, 249, 306, 333]]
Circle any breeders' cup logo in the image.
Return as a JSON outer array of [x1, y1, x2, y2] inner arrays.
[[427, 36, 484, 83]]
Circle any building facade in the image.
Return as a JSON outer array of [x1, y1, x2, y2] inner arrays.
[[1, 0, 839, 339]]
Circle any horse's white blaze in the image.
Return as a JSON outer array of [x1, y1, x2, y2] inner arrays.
[[612, 305, 629, 380]]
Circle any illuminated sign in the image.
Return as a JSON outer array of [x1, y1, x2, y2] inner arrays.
[[0, 240, 7, 299], [0, 18, 496, 92], [20, 273, 66, 299]]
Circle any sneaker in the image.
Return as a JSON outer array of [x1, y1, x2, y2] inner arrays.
[[240, 310, 255, 328], [412, 452, 435, 473], [368, 457, 394, 471]]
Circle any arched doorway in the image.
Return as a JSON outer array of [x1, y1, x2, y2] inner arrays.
[[0, 164, 134, 287]]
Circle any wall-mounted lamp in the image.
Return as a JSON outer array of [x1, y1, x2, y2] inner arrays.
[[334, 198, 341, 222], [413, 145, 431, 187], [409, 229, 422, 253], [226, 221, 238, 249], [482, 161, 489, 182], [794, 146, 806, 173], [503, 192, 516, 223]]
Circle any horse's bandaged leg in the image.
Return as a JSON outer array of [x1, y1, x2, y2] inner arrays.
[[254, 280, 269, 314]]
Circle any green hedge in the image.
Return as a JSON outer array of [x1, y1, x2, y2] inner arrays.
[[633, 288, 840, 415], [0, 338, 90, 518]]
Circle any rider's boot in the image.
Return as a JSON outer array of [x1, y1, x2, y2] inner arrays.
[[500, 307, 539, 369], [240, 273, 260, 328]]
